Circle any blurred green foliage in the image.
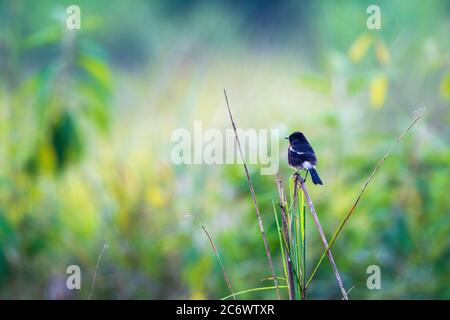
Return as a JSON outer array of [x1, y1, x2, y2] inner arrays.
[[0, 0, 449, 299]]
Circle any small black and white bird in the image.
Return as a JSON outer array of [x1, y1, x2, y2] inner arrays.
[[286, 131, 323, 185]]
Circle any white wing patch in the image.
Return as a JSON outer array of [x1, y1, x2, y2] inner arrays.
[[289, 146, 305, 155]]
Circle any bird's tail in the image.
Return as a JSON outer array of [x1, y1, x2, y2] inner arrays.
[[309, 168, 323, 185]]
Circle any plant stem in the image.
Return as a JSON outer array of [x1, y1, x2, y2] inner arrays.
[[200, 223, 235, 299], [292, 175, 305, 299], [276, 179, 296, 300], [88, 241, 109, 300], [294, 174, 348, 300]]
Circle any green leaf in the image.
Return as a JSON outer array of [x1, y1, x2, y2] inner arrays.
[[51, 111, 83, 171], [347, 75, 369, 96], [298, 74, 331, 94], [21, 26, 61, 48], [77, 82, 109, 132], [78, 54, 112, 92]]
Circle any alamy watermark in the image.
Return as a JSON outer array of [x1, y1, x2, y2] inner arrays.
[[171, 121, 281, 175], [66, 264, 81, 290], [366, 264, 381, 290], [66, 5, 81, 30], [367, 5, 381, 30]]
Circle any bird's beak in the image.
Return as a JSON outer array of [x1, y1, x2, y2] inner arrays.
[[284, 137, 288, 140]]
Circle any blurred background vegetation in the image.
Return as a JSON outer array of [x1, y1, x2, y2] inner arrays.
[[0, 0, 449, 299]]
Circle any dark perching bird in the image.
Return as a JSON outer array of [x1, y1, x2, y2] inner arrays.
[[286, 131, 323, 185]]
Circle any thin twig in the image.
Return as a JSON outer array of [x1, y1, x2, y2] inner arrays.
[[276, 179, 296, 300], [343, 285, 356, 299], [259, 276, 287, 282], [306, 107, 426, 288], [294, 174, 348, 300], [224, 89, 281, 299], [88, 241, 109, 300], [200, 224, 235, 299], [184, 215, 235, 299]]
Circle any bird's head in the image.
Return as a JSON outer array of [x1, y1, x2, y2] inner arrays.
[[286, 131, 307, 144]]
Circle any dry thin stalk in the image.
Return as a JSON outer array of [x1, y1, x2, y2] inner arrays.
[[306, 108, 426, 288], [224, 89, 281, 299], [200, 224, 235, 299], [294, 174, 349, 300], [88, 241, 109, 300], [185, 215, 235, 299], [275, 179, 296, 300]]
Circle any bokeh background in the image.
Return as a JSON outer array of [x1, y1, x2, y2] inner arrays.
[[0, 0, 449, 299]]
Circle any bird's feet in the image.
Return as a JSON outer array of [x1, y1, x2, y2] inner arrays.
[[291, 170, 309, 184]]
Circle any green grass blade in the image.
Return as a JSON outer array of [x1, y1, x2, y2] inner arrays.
[[221, 286, 289, 300], [296, 193, 301, 296], [272, 201, 288, 288], [301, 189, 306, 297]]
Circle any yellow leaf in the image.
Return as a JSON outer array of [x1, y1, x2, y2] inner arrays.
[[375, 40, 390, 65], [39, 143, 55, 172], [348, 34, 373, 62], [60, 177, 97, 237], [439, 72, 450, 100], [190, 292, 206, 300], [370, 75, 388, 109], [147, 186, 166, 208]]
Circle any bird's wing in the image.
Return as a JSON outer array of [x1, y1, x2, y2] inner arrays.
[[290, 144, 315, 155], [289, 145, 306, 155], [300, 142, 316, 155], [289, 144, 317, 164]]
